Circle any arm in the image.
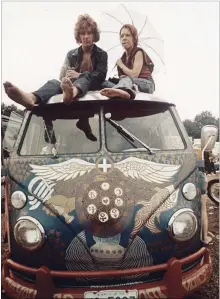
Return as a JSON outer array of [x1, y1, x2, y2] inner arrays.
[[59, 53, 81, 80], [117, 51, 143, 78], [59, 54, 71, 81], [90, 51, 108, 85]]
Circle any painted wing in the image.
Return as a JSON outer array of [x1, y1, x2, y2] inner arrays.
[[131, 185, 177, 237], [29, 158, 96, 182], [27, 158, 95, 210], [145, 188, 179, 233], [114, 157, 181, 184]]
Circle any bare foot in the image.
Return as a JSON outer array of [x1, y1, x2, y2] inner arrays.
[[100, 88, 131, 99], [3, 81, 37, 109], [61, 77, 79, 105]]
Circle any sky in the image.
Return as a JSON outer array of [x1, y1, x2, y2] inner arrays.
[[1, 1, 219, 121]]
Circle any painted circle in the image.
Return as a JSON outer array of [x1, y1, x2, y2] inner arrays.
[[101, 182, 110, 191], [88, 190, 97, 199], [76, 178, 136, 238], [98, 212, 109, 223], [101, 197, 110, 206], [115, 198, 124, 207], [114, 187, 123, 196], [87, 204, 97, 215], [110, 208, 120, 219]]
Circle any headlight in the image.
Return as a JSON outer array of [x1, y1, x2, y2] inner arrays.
[[14, 216, 45, 250], [11, 191, 27, 209], [168, 209, 197, 241], [182, 183, 197, 200]]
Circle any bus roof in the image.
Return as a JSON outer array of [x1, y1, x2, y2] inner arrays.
[[47, 91, 174, 106]]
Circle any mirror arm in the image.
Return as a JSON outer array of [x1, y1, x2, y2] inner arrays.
[[202, 135, 214, 160]]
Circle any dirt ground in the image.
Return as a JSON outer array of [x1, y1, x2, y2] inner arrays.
[[185, 196, 219, 299], [1, 196, 219, 299]]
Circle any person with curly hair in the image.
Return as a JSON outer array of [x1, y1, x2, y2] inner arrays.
[[100, 24, 155, 100], [3, 14, 108, 109]]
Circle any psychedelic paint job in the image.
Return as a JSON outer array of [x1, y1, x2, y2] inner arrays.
[[4, 97, 209, 296], [8, 148, 201, 283]]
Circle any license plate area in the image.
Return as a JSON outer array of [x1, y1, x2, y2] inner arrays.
[[84, 289, 138, 299]]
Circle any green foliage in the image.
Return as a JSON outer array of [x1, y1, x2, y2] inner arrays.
[[183, 111, 219, 141], [1, 103, 25, 117]]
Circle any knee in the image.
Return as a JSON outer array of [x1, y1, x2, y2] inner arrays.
[[45, 79, 62, 93], [149, 86, 154, 94], [148, 83, 155, 94], [48, 79, 60, 84], [120, 75, 132, 81], [101, 80, 115, 89], [46, 79, 61, 90]]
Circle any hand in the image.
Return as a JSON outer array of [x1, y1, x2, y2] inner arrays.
[[116, 59, 123, 69], [66, 69, 80, 79]]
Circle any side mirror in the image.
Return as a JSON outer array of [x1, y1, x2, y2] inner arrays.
[[201, 125, 218, 151]]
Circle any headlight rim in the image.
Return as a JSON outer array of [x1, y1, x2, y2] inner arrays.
[[14, 216, 46, 251], [167, 208, 198, 242], [11, 191, 27, 209]]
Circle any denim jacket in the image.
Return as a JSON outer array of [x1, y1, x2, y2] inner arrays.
[[59, 44, 108, 86]]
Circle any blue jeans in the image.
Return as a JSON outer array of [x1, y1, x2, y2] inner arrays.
[[102, 76, 155, 100], [33, 75, 154, 104], [33, 73, 114, 105]]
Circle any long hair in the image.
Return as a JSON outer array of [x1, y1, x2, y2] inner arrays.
[[74, 14, 100, 44], [119, 24, 138, 47]]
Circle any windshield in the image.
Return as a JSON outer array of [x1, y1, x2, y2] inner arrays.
[[104, 102, 185, 152], [18, 101, 185, 156], [19, 104, 100, 156]]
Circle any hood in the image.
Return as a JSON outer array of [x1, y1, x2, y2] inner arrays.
[[8, 151, 197, 277]]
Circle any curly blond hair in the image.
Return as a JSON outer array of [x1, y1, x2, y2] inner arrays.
[[74, 14, 100, 44]]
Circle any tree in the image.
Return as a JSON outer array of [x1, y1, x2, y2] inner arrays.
[[194, 111, 218, 129], [1, 103, 25, 117], [183, 119, 200, 139], [1, 103, 25, 136], [183, 111, 219, 141]]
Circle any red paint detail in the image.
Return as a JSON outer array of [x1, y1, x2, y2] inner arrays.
[[36, 266, 55, 299], [2, 248, 212, 299], [4, 247, 207, 278], [164, 258, 184, 298], [4, 178, 11, 253]]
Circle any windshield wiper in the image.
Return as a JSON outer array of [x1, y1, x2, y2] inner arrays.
[[106, 117, 154, 155]]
